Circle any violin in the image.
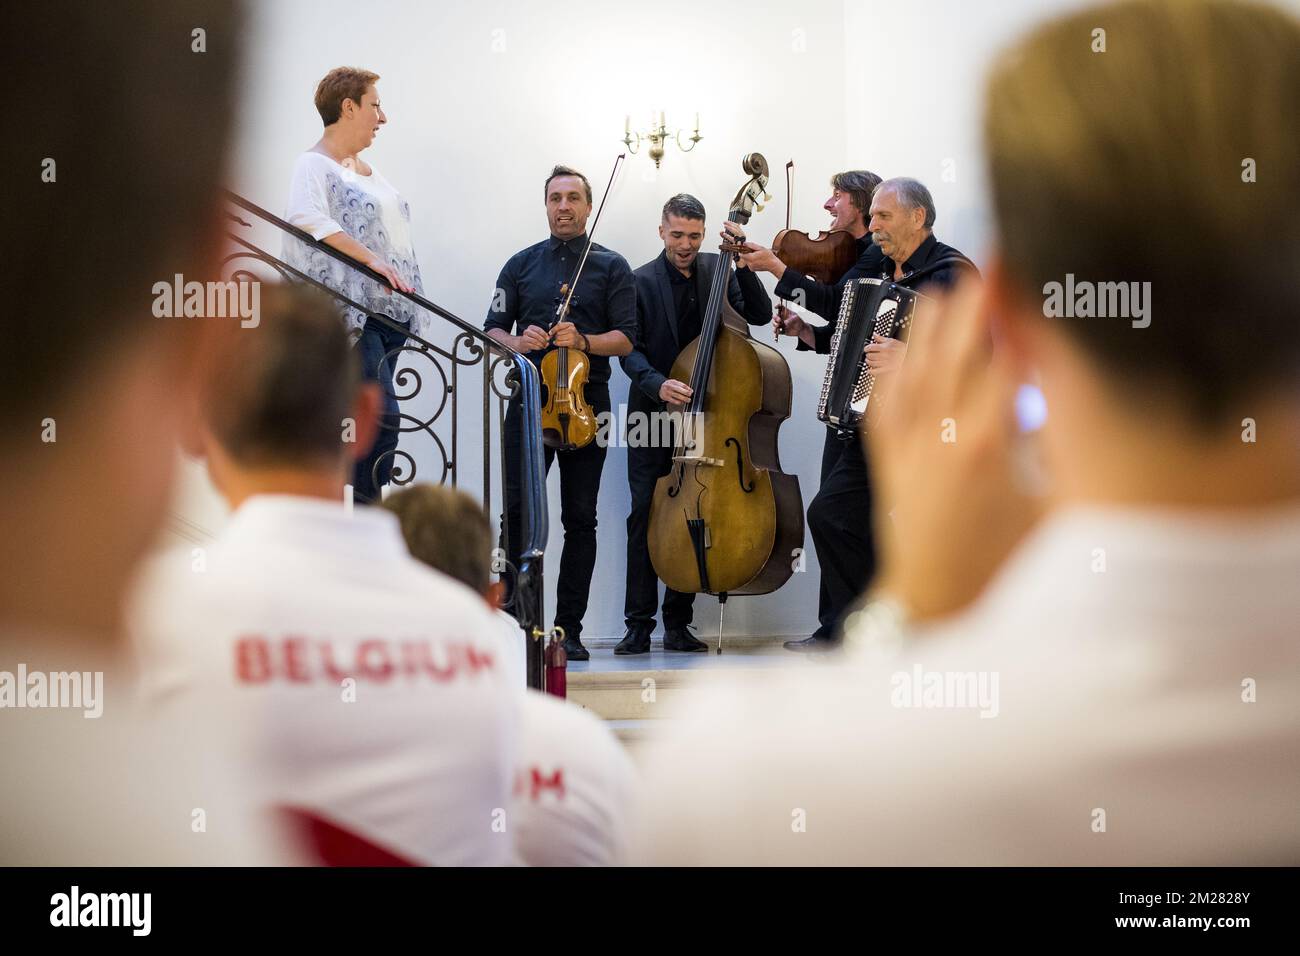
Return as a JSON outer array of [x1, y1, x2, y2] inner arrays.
[[539, 155, 624, 450], [647, 153, 805, 652], [770, 160, 859, 338], [539, 283, 597, 450], [771, 228, 859, 284]]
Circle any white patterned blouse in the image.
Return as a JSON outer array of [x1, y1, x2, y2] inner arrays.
[[283, 151, 427, 340]]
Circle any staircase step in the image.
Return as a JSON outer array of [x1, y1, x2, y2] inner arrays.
[[564, 647, 803, 721]]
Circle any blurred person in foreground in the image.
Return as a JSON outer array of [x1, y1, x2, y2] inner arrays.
[[383, 484, 636, 866], [0, 0, 289, 864], [133, 284, 519, 865], [631, 0, 1300, 865]]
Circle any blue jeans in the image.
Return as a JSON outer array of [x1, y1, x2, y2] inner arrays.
[[353, 316, 407, 504]]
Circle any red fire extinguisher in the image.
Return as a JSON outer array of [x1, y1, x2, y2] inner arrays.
[[544, 626, 567, 699]]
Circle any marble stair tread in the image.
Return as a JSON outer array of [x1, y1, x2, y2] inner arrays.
[[605, 718, 677, 740], [579, 633, 792, 649], [565, 655, 814, 721], [565, 642, 795, 675]]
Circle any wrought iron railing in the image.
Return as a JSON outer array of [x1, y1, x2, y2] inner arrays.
[[221, 190, 549, 690]]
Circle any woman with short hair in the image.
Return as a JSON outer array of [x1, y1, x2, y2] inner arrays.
[[285, 66, 424, 504]]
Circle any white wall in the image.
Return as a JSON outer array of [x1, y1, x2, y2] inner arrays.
[[206, 0, 854, 642], [178, 0, 1233, 640]]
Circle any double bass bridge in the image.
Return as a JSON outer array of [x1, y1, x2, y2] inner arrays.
[[671, 452, 724, 467]]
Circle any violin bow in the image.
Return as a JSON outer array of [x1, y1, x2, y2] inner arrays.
[[785, 159, 793, 233], [553, 153, 625, 333], [775, 159, 794, 342]]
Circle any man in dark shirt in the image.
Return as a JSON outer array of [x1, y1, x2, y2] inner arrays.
[[738, 176, 977, 651], [616, 194, 773, 655], [485, 165, 636, 661]]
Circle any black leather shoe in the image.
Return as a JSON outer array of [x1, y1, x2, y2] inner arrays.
[[783, 635, 834, 653], [663, 626, 708, 652], [563, 634, 590, 661], [613, 628, 651, 655]]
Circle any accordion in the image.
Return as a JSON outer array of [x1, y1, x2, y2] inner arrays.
[[817, 277, 926, 435]]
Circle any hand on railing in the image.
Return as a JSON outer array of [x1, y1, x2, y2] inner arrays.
[[360, 252, 415, 295], [226, 187, 499, 348]]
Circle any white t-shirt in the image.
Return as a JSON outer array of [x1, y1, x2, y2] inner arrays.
[[482, 610, 636, 866], [283, 151, 427, 339], [495, 608, 527, 690], [132, 495, 518, 866], [511, 690, 636, 867], [1, 628, 293, 865], [630, 504, 1300, 865]]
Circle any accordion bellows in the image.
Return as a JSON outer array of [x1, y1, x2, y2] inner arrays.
[[818, 278, 925, 434]]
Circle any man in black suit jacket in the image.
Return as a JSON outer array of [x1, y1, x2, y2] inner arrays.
[[616, 194, 773, 654]]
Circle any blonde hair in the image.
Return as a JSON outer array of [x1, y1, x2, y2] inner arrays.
[[382, 485, 494, 596], [984, 0, 1300, 420]]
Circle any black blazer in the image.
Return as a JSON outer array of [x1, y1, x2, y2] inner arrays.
[[621, 251, 772, 412]]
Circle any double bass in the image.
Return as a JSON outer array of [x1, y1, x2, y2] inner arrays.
[[647, 153, 804, 651]]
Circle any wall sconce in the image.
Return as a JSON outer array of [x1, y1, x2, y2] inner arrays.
[[623, 111, 702, 168]]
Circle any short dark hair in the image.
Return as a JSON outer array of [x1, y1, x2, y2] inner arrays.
[[5, 0, 242, 444], [314, 66, 380, 126], [831, 170, 884, 216], [544, 165, 593, 204], [874, 177, 936, 229], [382, 485, 494, 596], [985, 0, 1300, 422], [662, 193, 707, 223], [204, 284, 361, 467]]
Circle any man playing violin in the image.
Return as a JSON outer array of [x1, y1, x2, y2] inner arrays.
[[485, 165, 637, 661], [615, 194, 773, 655], [736, 176, 976, 651], [749, 169, 884, 348]]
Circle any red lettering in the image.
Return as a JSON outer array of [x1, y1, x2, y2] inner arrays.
[[463, 644, 496, 675], [234, 636, 271, 683], [283, 638, 310, 683], [357, 640, 393, 682], [318, 642, 348, 682], [421, 641, 457, 682], [399, 641, 422, 680], [527, 767, 565, 801], [232, 635, 502, 685]]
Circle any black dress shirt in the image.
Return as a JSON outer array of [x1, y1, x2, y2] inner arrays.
[[484, 233, 637, 385], [663, 251, 703, 346], [621, 250, 773, 405]]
